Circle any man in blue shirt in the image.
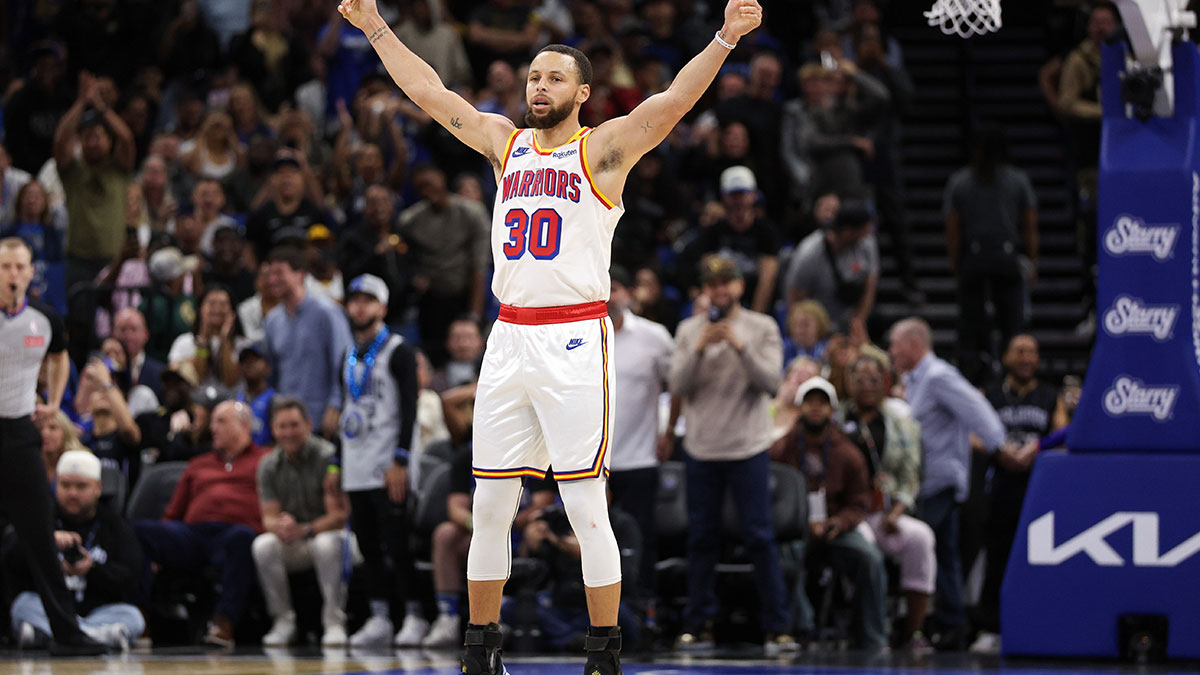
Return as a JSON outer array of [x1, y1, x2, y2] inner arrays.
[[262, 246, 353, 439], [887, 317, 1022, 649], [236, 342, 275, 447]]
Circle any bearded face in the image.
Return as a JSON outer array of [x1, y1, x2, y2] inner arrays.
[[525, 94, 576, 129]]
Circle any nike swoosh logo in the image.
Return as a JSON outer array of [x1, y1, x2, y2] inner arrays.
[[566, 339, 586, 350]]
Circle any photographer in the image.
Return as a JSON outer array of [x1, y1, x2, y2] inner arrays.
[[668, 256, 794, 652], [512, 494, 643, 652], [8, 451, 144, 650]]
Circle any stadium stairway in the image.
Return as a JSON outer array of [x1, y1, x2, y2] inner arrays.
[[873, 23, 1092, 383]]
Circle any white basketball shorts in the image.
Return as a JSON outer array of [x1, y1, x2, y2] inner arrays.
[[472, 302, 614, 482]]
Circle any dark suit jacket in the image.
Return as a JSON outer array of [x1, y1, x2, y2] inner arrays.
[[138, 356, 167, 400]]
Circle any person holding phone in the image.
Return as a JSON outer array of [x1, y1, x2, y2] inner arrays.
[[668, 255, 795, 653]]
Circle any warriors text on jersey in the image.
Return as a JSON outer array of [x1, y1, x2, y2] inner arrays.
[[491, 127, 625, 308]]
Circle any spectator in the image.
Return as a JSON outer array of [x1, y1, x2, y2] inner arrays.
[[613, 149, 685, 273], [475, 60, 525, 123], [413, 351, 451, 467], [137, 155, 178, 234], [422, 448, 557, 647], [238, 265, 284, 344], [112, 307, 168, 399], [680, 167, 781, 314], [853, 22, 920, 304], [784, 199, 879, 333], [168, 285, 244, 389], [465, 0, 539, 74], [253, 398, 353, 647], [158, 2, 221, 115], [714, 52, 786, 215], [8, 451, 144, 650], [204, 224, 257, 305], [261, 246, 352, 436], [140, 247, 199, 363], [55, 72, 137, 291], [772, 356, 822, 440], [192, 180, 241, 258], [607, 266, 674, 604], [134, 401, 269, 647], [91, 335, 160, 418], [338, 184, 411, 326], [183, 112, 244, 183], [229, 0, 310, 113], [971, 335, 1064, 654], [235, 343, 276, 448], [668, 257, 794, 651], [514, 494, 643, 652], [431, 318, 485, 393], [840, 354, 936, 652], [224, 132, 278, 214], [246, 156, 330, 263], [783, 300, 833, 368], [771, 377, 887, 652], [336, 275, 423, 648], [304, 225, 345, 303], [0, 143, 34, 227], [2, 180, 69, 314], [40, 410, 87, 486], [3, 42, 71, 174], [317, 2, 384, 113], [392, 0, 474, 91], [398, 164, 490, 366], [887, 318, 1012, 650], [631, 267, 681, 335], [227, 84, 275, 146], [134, 365, 203, 464], [75, 355, 142, 486], [944, 126, 1037, 384]]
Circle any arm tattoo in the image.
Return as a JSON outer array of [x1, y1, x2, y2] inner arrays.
[[450, 117, 463, 129], [367, 26, 389, 44], [641, 121, 653, 134]]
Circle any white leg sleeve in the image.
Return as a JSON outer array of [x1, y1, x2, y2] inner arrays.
[[559, 478, 622, 588], [466, 478, 524, 582]]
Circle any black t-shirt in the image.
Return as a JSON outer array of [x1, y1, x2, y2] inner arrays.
[[984, 379, 1060, 502], [683, 217, 781, 301], [246, 199, 329, 261]]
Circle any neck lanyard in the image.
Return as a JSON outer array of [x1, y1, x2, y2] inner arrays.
[[345, 327, 389, 401]]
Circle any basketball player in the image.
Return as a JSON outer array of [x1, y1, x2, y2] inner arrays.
[[0, 238, 105, 655], [337, 2, 764, 673]]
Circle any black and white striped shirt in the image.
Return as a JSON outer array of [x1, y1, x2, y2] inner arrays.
[[0, 298, 65, 418]]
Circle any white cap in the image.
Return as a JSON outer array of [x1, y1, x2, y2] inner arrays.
[[795, 376, 839, 409], [720, 165, 757, 194], [148, 247, 199, 282], [57, 450, 102, 481], [347, 274, 390, 307]]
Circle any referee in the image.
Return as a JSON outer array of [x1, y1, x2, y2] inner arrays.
[[0, 238, 105, 655]]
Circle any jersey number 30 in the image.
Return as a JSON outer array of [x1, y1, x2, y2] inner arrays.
[[503, 208, 562, 260]]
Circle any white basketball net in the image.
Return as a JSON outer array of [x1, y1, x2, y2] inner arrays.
[[925, 0, 1002, 38]]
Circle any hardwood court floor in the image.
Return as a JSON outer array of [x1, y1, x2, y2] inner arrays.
[[2, 648, 1198, 675]]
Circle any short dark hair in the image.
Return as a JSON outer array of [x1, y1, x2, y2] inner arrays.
[[266, 245, 306, 272], [270, 396, 309, 424], [537, 44, 593, 86]]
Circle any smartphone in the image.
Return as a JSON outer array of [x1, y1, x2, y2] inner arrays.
[[708, 305, 728, 322], [62, 546, 85, 564], [820, 50, 838, 71]]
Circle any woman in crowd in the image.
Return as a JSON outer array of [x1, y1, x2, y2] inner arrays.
[[783, 299, 833, 367], [168, 284, 244, 388], [40, 409, 88, 487]]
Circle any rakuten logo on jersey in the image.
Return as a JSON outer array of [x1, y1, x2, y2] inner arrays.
[[1102, 296, 1179, 341], [1104, 215, 1179, 260], [1102, 376, 1179, 421]]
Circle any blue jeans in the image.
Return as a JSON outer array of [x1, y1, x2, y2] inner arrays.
[[683, 451, 792, 634], [917, 488, 967, 627], [133, 520, 258, 622], [10, 591, 145, 644], [787, 530, 888, 649]]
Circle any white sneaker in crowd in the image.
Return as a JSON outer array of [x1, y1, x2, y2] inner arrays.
[[394, 615, 430, 647], [321, 624, 348, 647], [349, 616, 394, 648], [421, 614, 462, 648], [262, 614, 296, 647], [969, 631, 1002, 655]]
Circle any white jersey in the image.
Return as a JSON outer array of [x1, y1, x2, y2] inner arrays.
[[491, 127, 624, 307]]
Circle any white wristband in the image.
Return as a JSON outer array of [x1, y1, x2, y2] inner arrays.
[[714, 30, 736, 50]]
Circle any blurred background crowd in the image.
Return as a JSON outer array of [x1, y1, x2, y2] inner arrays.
[[0, 0, 1107, 659]]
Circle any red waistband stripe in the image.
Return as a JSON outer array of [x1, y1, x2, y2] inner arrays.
[[498, 302, 608, 325]]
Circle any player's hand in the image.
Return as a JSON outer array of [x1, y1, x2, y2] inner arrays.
[[385, 464, 408, 504], [338, 0, 380, 30], [722, 0, 763, 41]]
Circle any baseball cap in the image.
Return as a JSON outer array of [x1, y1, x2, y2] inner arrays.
[[237, 342, 266, 362], [272, 155, 302, 172], [307, 224, 334, 243], [796, 376, 839, 408], [720, 165, 757, 195], [610, 265, 633, 288], [699, 256, 743, 285], [347, 274, 390, 307], [148, 247, 197, 282], [57, 450, 102, 481], [833, 199, 874, 231]]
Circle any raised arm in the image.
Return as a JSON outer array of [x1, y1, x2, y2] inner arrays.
[[587, 0, 763, 174], [337, 0, 515, 170]]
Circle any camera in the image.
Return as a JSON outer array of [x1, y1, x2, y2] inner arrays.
[[537, 504, 573, 537], [61, 546, 85, 565]]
